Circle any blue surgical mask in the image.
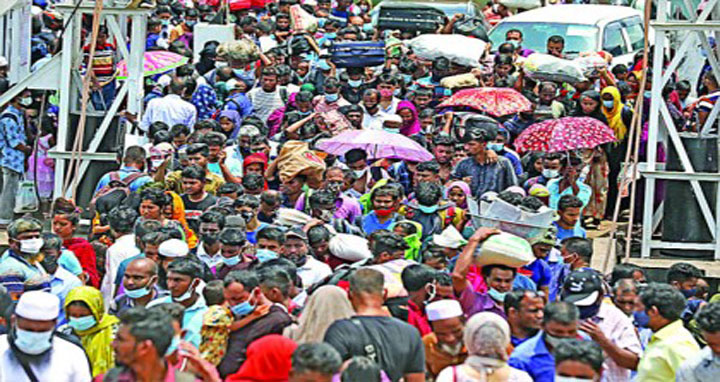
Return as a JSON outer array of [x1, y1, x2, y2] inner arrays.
[[348, 79, 363, 88], [14, 327, 54, 355], [318, 17, 327, 27], [325, 93, 339, 102], [318, 60, 332, 71], [256, 249, 279, 263], [234, 68, 251, 79], [401, 74, 413, 85], [231, 299, 256, 317], [633, 310, 650, 328], [393, 88, 402, 97], [486, 143, 504, 152], [185, 20, 197, 28], [161, 19, 170, 27], [543, 169, 560, 179], [298, 109, 312, 116], [603, 100, 615, 109], [418, 204, 439, 214], [487, 287, 507, 302], [644, 90, 652, 99], [165, 335, 180, 356], [324, 32, 337, 40], [384, 127, 400, 134], [69, 315, 97, 332], [125, 285, 152, 299], [173, 280, 196, 302], [222, 255, 241, 267], [507, 39, 520, 49], [681, 288, 697, 299]]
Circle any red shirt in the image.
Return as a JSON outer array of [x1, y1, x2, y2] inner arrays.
[[407, 300, 432, 337], [64, 238, 100, 287]]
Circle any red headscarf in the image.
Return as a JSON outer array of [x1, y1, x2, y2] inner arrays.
[[225, 335, 298, 382], [243, 152, 269, 172]]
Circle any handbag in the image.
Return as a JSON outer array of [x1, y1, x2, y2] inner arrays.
[[14, 178, 39, 214], [329, 41, 385, 68]]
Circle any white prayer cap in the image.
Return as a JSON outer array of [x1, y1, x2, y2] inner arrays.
[[159, 239, 189, 258], [16, 291, 60, 321], [426, 300, 463, 322], [0, 56, 7, 67], [432, 226, 467, 249], [382, 114, 403, 124]]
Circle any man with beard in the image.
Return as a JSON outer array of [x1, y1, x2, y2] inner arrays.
[[361, 89, 387, 130], [432, 134, 455, 183], [307, 190, 363, 236], [505, 289, 545, 347], [0, 291, 91, 380], [282, 228, 331, 289], [423, 300, 467, 380]]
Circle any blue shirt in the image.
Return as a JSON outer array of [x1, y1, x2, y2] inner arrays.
[[362, 211, 398, 235], [521, 258, 553, 288], [513, 274, 537, 291], [246, 222, 269, 244], [547, 178, 592, 210], [94, 166, 152, 193], [508, 331, 555, 382], [0, 249, 42, 282], [546, 249, 567, 302], [148, 294, 208, 348], [51, 267, 83, 326], [553, 221, 587, 241], [0, 105, 26, 174], [223, 93, 254, 118], [451, 156, 517, 199]]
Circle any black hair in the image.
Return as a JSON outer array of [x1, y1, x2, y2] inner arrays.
[[345, 148, 367, 164], [170, 124, 191, 138], [292, 343, 343, 376], [415, 182, 443, 207], [167, 257, 204, 280], [561, 237, 593, 264], [181, 165, 206, 181], [640, 283, 686, 322], [558, 194, 583, 211], [481, 263, 517, 279], [257, 257, 299, 287], [666, 262, 703, 284], [203, 280, 225, 305], [108, 205, 139, 234], [234, 194, 260, 209], [202, 131, 226, 147], [341, 356, 383, 382], [544, 301, 579, 325], [610, 263, 645, 286], [224, 269, 259, 290], [242, 173, 265, 191], [371, 185, 400, 202], [676, 80, 692, 91], [258, 266, 292, 297], [219, 228, 246, 247], [696, 302, 720, 333], [611, 64, 628, 76], [199, 210, 226, 229], [307, 224, 331, 245], [369, 230, 408, 258], [140, 188, 169, 208], [506, 29, 523, 38], [218, 182, 244, 196], [118, 307, 175, 357], [548, 35, 565, 45], [504, 289, 542, 315], [309, 190, 336, 208], [296, 90, 314, 103], [134, 218, 163, 239], [416, 161, 440, 174], [124, 146, 147, 165], [257, 226, 286, 244], [186, 142, 210, 157], [433, 134, 454, 147], [401, 264, 437, 292], [377, 73, 398, 86], [553, 339, 604, 374]]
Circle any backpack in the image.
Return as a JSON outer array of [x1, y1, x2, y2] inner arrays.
[[90, 171, 147, 216]]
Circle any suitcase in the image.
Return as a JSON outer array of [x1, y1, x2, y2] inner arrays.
[[377, 4, 446, 33], [329, 41, 386, 68]]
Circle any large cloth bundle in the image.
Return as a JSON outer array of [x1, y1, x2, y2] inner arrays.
[[290, 4, 318, 33], [216, 39, 259, 62], [452, 16, 489, 41], [574, 54, 608, 78], [329, 41, 386, 68], [329, 234, 372, 262], [440, 73, 480, 90], [407, 34, 487, 68], [276, 141, 326, 188], [523, 53, 586, 84], [473, 232, 534, 268]]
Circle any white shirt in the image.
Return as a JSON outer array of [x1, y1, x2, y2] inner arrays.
[[297, 256, 332, 289], [196, 243, 223, 269], [140, 94, 197, 132], [362, 107, 387, 130], [101, 234, 140, 304], [0, 334, 92, 382]]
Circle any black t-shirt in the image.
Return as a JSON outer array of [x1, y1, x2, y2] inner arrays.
[[324, 315, 425, 382], [181, 193, 218, 232]]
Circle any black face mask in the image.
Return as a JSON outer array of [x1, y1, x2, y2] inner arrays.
[[240, 211, 254, 223], [40, 254, 59, 273], [578, 303, 601, 320], [201, 232, 219, 245]]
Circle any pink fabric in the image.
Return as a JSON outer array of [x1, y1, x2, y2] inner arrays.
[[445, 181, 471, 208], [397, 101, 421, 136]]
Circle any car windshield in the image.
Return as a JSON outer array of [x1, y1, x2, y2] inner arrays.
[[489, 22, 598, 54]]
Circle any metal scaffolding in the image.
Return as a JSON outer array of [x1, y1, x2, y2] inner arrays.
[[639, 0, 720, 260]]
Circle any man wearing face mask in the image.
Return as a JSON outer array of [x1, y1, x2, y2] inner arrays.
[[0, 218, 46, 282], [234, 195, 267, 244], [509, 302, 583, 382], [423, 299, 468, 379], [282, 228, 331, 289], [345, 148, 389, 197], [0, 92, 33, 226], [341, 67, 367, 104], [361, 89, 387, 130], [562, 269, 641, 382], [314, 78, 350, 113], [216, 228, 254, 280], [218, 270, 293, 378], [111, 258, 166, 316], [401, 264, 439, 336], [140, 77, 197, 132], [525, 152, 563, 190], [0, 291, 92, 381], [40, 233, 83, 325], [305, 189, 363, 236], [666, 262, 705, 329], [148, 258, 208, 348], [194, 211, 226, 269]]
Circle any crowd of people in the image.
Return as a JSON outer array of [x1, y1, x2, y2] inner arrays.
[[0, 0, 719, 381]]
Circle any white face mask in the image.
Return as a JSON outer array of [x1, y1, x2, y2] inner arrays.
[[173, 279, 197, 302], [19, 97, 33, 107], [543, 169, 560, 179], [438, 341, 464, 356], [352, 168, 367, 179], [19, 238, 44, 255], [555, 376, 595, 382], [215, 61, 229, 69]]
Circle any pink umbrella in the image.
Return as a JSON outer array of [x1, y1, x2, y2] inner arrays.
[[316, 130, 433, 162], [514, 117, 616, 153], [116, 51, 189, 80], [437, 87, 532, 117]]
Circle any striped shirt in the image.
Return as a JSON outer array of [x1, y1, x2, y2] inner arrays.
[[83, 42, 116, 84]]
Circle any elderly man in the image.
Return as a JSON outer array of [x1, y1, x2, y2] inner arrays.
[[282, 228, 331, 289], [423, 299, 467, 379], [0, 291, 92, 381], [140, 77, 197, 132], [0, 218, 45, 282], [110, 258, 167, 316]]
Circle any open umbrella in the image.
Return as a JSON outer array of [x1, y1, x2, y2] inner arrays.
[[116, 51, 189, 80], [316, 130, 433, 162], [514, 117, 616, 153], [437, 87, 532, 117]]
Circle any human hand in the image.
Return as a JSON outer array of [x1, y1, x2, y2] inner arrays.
[[485, 149, 498, 164], [469, 227, 500, 243], [579, 320, 607, 344]]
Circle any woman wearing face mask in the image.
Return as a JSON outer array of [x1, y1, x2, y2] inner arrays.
[[63, 286, 119, 377], [436, 312, 532, 382], [600, 86, 632, 219], [52, 198, 100, 288]]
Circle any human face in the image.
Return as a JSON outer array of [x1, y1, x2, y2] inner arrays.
[[208, 145, 222, 161], [434, 144, 453, 165], [373, 194, 395, 210], [539, 88, 556, 104], [544, 159, 561, 172], [432, 316, 464, 347], [172, 134, 187, 148], [613, 291, 638, 316], [547, 41, 564, 58], [414, 95, 432, 109], [347, 112, 363, 128], [290, 371, 333, 382], [52, 215, 75, 240], [506, 31, 522, 44], [703, 330, 720, 356], [496, 64, 514, 78], [377, 83, 396, 98], [144, 244, 160, 264], [555, 360, 599, 380], [363, 93, 379, 110], [558, 207, 581, 227], [465, 140, 485, 156], [245, 163, 264, 176], [281, 177, 303, 196], [257, 238, 283, 253], [677, 88, 690, 101], [544, 320, 577, 339], [188, 153, 208, 168], [139, 200, 162, 220], [671, 278, 698, 294], [262, 74, 279, 92], [398, 109, 414, 125], [67, 303, 93, 320], [123, 262, 156, 292], [448, 187, 466, 208], [284, 238, 308, 258], [182, 178, 204, 196], [487, 268, 514, 293], [348, 159, 367, 173], [415, 170, 438, 186], [580, 97, 599, 115], [221, 244, 242, 259], [310, 240, 330, 258], [112, 325, 141, 366], [225, 281, 253, 307], [276, 18, 290, 31], [10, 230, 42, 255], [166, 271, 195, 299], [97, 32, 108, 46], [516, 295, 545, 331], [532, 243, 553, 260]]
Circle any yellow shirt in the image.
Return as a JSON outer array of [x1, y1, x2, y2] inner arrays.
[[636, 320, 700, 382], [165, 170, 225, 195]]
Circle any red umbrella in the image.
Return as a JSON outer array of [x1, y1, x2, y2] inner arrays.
[[514, 117, 616, 153], [437, 87, 532, 117]]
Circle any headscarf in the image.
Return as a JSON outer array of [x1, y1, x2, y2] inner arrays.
[[243, 152, 269, 172], [286, 286, 354, 344], [192, 83, 219, 121], [218, 109, 243, 139], [225, 335, 298, 382], [445, 181, 471, 209], [397, 100, 421, 136], [573, 90, 608, 124], [389, 220, 423, 261], [462, 312, 512, 379], [64, 286, 119, 377], [166, 191, 198, 249], [601, 86, 628, 141]]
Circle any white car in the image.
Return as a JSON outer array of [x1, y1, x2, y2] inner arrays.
[[488, 5, 651, 66]]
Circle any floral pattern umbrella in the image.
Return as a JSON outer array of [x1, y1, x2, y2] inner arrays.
[[437, 87, 532, 117], [514, 117, 616, 153], [116, 51, 189, 80]]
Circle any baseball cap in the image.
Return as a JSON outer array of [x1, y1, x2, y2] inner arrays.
[[561, 269, 603, 306], [285, 227, 308, 242]]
